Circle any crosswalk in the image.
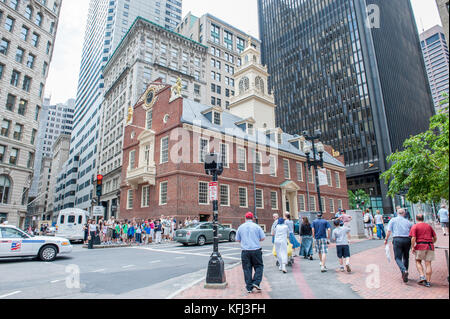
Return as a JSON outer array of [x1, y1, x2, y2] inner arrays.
[[130, 242, 273, 262]]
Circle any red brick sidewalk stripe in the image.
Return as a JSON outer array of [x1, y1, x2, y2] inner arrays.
[[174, 263, 272, 299], [291, 261, 315, 299]]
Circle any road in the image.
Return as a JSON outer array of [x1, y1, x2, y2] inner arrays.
[[0, 240, 273, 299]]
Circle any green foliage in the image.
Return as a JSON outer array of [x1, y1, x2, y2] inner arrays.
[[348, 189, 371, 210], [381, 94, 449, 203]]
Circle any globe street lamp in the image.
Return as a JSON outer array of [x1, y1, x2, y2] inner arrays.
[[303, 130, 325, 214]]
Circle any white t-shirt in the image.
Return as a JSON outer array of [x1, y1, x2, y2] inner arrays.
[[89, 224, 97, 232], [274, 224, 289, 243], [374, 214, 384, 224]]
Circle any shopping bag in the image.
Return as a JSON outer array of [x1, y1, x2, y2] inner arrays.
[[373, 226, 377, 234], [272, 245, 277, 257], [287, 242, 293, 257], [385, 245, 391, 263]]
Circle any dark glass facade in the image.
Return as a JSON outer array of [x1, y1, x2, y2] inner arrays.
[[258, 0, 434, 213]]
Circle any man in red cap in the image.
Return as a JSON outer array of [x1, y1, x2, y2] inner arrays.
[[236, 212, 266, 294]]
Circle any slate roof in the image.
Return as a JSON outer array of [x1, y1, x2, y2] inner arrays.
[[181, 99, 345, 168]]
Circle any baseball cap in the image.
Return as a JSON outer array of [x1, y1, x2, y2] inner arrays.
[[245, 212, 254, 219]]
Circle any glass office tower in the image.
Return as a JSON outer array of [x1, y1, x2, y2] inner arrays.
[[258, 0, 434, 213]]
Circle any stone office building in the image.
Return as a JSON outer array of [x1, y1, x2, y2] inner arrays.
[[119, 42, 349, 230]]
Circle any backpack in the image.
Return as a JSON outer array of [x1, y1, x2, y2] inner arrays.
[[364, 214, 370, 223]]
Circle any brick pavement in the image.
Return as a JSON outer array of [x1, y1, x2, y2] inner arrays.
[[336, 229, 449, 299], [174, 263, 272, 299]]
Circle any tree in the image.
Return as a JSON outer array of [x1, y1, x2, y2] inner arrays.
[[381, 95, 449, 204], [348, 189, 371, 210]]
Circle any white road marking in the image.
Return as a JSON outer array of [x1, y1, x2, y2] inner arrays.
[[175, 257, 185, 259], [50, 280, 61, 283], [132, 246, 241, 261], [92, 269, 106, 273], [149, 260, 161, 264], [0, 291, 21, 299], [122, 265, 135, 269]]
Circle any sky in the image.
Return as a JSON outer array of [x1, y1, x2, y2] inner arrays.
[[44, 0, 443, 105]]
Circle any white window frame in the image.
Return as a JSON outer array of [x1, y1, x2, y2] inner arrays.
[[141, 185, 150, 208], [283, 159, 290, 179], [335, 172, 341, 188], [255, 188, 264, 209], [199, 137, 209, 163], [129, 150, 136, 170], [237, 147, 247, 171], [220, 184, 230, 207], [159, 181, 168, 206], [127, 189, 133, 210], [309, 196, 317, 211], [254, 151, 262, 174], [198, 181, 209, 205], [146, 109, 153, 129], [338, 199, 343, 210], [238, 187, 248, 208], [160, 136, 169, 164], [321, 197, 326, 212], [296, 162, 303, 181], [298, 194, 306, 212], [269, 155, 277, 177], [308, 166, 315, 184], [329, 198, 335, 213], [220, 143, 229, 168], [270, 191, 278, 210], [327, 169, 332, 187]]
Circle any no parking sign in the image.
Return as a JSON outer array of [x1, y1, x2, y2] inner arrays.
[[209, 182, 218, 202]]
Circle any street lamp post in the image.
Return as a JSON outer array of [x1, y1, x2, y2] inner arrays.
[[303, 130, 325, 214]]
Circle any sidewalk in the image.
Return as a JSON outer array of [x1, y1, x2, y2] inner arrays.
[[336, 230, 449, 299]]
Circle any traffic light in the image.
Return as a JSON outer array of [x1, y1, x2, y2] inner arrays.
[[96, 174, 103, 197]]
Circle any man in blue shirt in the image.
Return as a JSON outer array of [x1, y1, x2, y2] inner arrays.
[[385, 208, 413, 283], [438, 204, 449, 236], [312, 213, 331, 272], [236, 212, 266, 294]]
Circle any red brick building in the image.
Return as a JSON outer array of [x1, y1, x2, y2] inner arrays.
[[119, 42, 348, 230]]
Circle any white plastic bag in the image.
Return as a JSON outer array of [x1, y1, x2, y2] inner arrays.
[[385, 245, 391, 263]]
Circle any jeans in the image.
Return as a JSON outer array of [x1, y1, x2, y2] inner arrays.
[[241, 249, 264, 291], [393, 237, 411, 273], [88, 231, 96, 249], [136, 233, 141, 243], [300, 236, 313, 257], [376, 224, 386, 239]]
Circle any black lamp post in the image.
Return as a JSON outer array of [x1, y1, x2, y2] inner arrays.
[[303, 130, 325, 214]]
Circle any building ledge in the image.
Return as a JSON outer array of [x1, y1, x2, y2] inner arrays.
[[126, 165, 156, 189]]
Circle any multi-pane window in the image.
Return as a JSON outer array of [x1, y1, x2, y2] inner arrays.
[[238, 187, 248, 207], [31, 33, 39, 47], [254, 151, 262, 174], [269, 155, 277, 177], [270, 191, 278, 210], [15, 47, 24, 63], [6, 94, 16, 111], [283, 159, 290, 179], [160, 136, 169, 163], [159, 181, 168, 205], [9, 0, 19, 10], [326, 169, 332, 187], [129, 150, 136, 169], [141, 186, 150, 207], [10, 70, 20, 86], [337, 199, 343, 210], [22, 76, 31, 92], [31, 129, 36, 145], [211, 23, 220, 43], [146, 109, 153, 129], [309, 196, 317, 211], [25, 6, 33, 20], [127, 189, 133, 209], [1, 120, 11, 137], [321, 197, 326, 212], [0, 145, 5, 162], [296, 162, 303, 181], [224, 30, 233, 50], [307, 166, 314, 183], [0, 38, 9, 55], [220, 184, 229, 206], [35, 105, 41, 121], [329, 199, 335, 213], [198, 181, 208, 205], [199, 138, 209, 163], [18, 99, 27, 115], [335, 172, 341, 188], [220, 143, 228, 167], [35, 13, 42, 27], [237, 37, 245, 53], [0, 63, 4, 79], [298, 195, 306, 211], [213, 111, 221, 125], [237, 147, 246, 171], [255, 189, 264, 209], [21, 26, 29, 41], [5, 16, 15, 32], [13, 124, 23, 141], [27, 152, 34, 168], [9, 148, 18, 165]]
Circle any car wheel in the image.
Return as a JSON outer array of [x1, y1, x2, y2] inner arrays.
[[197, 235, 206, 246], [39, 245, 57, 262], [182, 243, 189, 246], [229, 232, 236, 242]]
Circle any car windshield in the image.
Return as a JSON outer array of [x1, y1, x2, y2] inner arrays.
[[185, 223, 201, 229]]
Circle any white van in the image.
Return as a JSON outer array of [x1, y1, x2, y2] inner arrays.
[[55, 209, 90, 242]]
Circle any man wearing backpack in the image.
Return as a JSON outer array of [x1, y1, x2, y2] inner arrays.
[[363, 209, 374, 240]]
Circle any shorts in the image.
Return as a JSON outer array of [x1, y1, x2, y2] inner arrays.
[[315, 238, 328, 254], [415, 250, 435, 261], [336, 245, 350, 258], [441, 222, 449, 228], [364, 224, 373, 229], [122, 234, 128, 240]]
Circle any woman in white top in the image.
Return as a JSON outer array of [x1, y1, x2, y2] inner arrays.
[[274, 218, 290, 273]]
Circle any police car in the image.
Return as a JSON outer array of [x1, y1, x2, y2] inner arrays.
[[0, 225, 72, 262]]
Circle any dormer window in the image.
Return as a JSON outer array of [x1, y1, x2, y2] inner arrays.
[[213, 111, 221, 125], [202, 107, 223, 126], [247, 123, 254, 135]]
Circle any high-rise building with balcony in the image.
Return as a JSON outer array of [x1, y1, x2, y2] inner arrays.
[[420, 25, 449, 113], [0, 0, 62, 227], [258, 0, 435, 214], [62, 0, 182, 213]]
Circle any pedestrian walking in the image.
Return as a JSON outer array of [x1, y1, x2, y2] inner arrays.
[[339, 209, 352, 228], [270, 214, 279, 244], [273, 217, 290, 273], [154, 220, 162, 244], [135, 223, 142, 245], [88, 220, 98, 249], [128, 222, 135, 244], [363, 209, 374, 239], [374, 210, 386, 240], [331, 219, 352, 272], [312, 213, 331, 272], [285, 213, 300, 256], [122, 221, 128, 243], [410, 214, 437, 288], [438, 204, 449, 236], [236, 212, 266, 294], [83, 221, 89, 245], [299, 217, 314, 260], [385, 208, 413, 283]]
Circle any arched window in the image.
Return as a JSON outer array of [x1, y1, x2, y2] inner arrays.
[[255, 76, 265, 94], [239, 77, 249, 94], [35, 12, 43, 27], [25, 6, 33, 20], [0, 175, 12, 204]]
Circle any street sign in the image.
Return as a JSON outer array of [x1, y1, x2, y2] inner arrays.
[[209, 182, 218, 201], [92, 206, 105, 217], [318, 168, 328, 186]]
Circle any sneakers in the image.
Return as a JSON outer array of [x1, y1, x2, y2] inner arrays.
[[321, 266, 327, 273], [246, 288, 254, 294], [340, 266, 345, 272], [309, 256, 313, 261], [346, 264, 352, 273], [282, 265, 287, 273], [418, 276, 427, 285], [425, 282, 431, 288], [402, 271, 409, 283], [252, 284, 262, 293]]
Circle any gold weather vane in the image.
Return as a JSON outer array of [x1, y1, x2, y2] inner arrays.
[[127, 104, 133, 125]]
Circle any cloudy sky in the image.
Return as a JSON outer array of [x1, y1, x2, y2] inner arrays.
[[45, 0, 443, 104]]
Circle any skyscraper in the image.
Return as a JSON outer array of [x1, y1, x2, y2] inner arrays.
[[0, 0, 62, 227], [436, 0, 449, 46], [420, 25, 449, 113], [63, 0, 182, 212], [258, 0, 435, 214]]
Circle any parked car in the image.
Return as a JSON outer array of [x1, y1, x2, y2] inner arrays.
[[0, 225, 72, 261], [46, 226, 56, 236], [174, 222, 237, 246], [383, 214, 394, 224]]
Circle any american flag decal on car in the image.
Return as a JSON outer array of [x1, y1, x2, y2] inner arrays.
[[10, 242, 22, 251]]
